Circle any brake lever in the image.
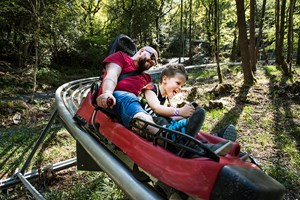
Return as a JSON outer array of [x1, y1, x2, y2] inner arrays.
[[107, 97, 114, 107]]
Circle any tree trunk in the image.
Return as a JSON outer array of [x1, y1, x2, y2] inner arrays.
[[155, 17, 160, 55], [206, 5, 213, 57], [278, 0, 289, 75], [33, 17, 40, 94], [297, 30, 300, 65], [262, 46, 269, 64], [230, 27, 238, 62], [275, 0, 280, 63], [179, 0, 184, 63], [235, 0, 255, 85], [189, 0, 193, 64], [249, 0, 256, 72], [27, 0, 41, 96], [287, 0, 295, 73], [214, 0, 222, 84], [256, 0, 266, 65], [121, 0, 135, 37], [201, 2, 214, 57]]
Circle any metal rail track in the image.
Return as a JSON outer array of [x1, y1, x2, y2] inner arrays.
[[1, 66, 209, 199], [1, 76, 163, 200], [56, 77, 163, 199]]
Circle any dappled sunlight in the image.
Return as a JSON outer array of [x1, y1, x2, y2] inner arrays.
[[261, 64, 300, 192]]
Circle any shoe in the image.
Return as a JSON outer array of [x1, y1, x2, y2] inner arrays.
[[186, 108, 206, 137], [214, 124, 237, 141], [207, 140, 233, 156]]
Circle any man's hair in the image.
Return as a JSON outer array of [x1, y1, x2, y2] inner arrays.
[[159, 64, 188, 83]]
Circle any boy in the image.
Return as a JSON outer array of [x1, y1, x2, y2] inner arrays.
[[139, 64, 237, 155]]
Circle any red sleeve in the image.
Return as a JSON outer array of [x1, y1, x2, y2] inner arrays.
[[102, 51, 125, 69], [142, 83, 155, 91]]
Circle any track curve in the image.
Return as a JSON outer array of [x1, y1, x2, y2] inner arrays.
[[55, 77, 163, 200]]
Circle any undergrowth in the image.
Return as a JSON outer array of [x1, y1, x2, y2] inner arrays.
[[0, 64, 299, 199]]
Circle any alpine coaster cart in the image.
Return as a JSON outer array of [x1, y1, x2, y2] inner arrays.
[[0, 35, 285, 200]]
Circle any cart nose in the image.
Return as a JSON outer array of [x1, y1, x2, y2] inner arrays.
[[211, 165, 285, 200]]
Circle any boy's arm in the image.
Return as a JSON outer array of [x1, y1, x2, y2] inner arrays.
[[144, 90, 194, 118]]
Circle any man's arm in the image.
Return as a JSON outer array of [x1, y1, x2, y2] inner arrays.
[[96, 63, 122, 108]]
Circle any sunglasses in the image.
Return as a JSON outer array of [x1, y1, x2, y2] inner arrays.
[[145, 49, 157, 65]]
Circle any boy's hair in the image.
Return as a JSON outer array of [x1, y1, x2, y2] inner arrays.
[[160, 64, 188, 83]]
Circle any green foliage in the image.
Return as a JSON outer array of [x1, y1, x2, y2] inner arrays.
[[190, 69, 218, 79], [75, 35, 108, 68], [0, 122, 127, 199], [0, 100, 28, 115], [1, 0, 299, 73], [37, 67, 62, 86], [241, 106, 255, 126], [37, 65, 99, 87], [0, 126, 44, 174], [0, 75, 32, 96], [44, 172, 127, 200], [104, 0, 161, 47], [0, 64, 300, 198]]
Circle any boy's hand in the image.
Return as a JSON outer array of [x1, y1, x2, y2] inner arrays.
[[179, 104, 195, 118]]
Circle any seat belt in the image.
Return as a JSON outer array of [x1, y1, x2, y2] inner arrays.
[[117, 70, 143, 82]]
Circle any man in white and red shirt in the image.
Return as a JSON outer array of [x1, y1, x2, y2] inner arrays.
[[96, 46, 233, 156], [96, 46, 158, 128]]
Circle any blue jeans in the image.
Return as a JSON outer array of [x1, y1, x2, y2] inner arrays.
[[104, 91, 148, 128]]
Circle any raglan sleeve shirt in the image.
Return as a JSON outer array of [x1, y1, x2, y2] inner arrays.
[[101, 51, 152, 96]]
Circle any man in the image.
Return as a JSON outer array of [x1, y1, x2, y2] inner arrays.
[[96, 46, 232, 156], [96, 46, 158, 129], [96, 46, 203, 134]]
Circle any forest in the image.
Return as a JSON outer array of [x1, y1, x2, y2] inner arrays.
[[0, 0, 300, 199], [0, 0, 299, 87]]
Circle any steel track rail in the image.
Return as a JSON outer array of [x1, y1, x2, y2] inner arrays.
[[2, 66, 206, 198], [0, 158, 77, 191], [55, 78, 163, 200], [1, 76, 163, 199], [1, 65, 237, 198]]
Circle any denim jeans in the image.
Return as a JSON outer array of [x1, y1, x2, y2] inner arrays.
[[104, 91, 148, 128]]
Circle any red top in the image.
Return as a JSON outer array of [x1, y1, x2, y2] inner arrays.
[[100, 51, 152, 96]]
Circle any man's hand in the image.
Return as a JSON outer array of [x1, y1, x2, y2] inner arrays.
[[96, 92, 116, 108], [97, 63, 121, 108]]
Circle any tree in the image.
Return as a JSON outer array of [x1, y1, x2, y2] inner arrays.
[[214, 0, 223, 84], [179, 0, 184, 62], [275, 0, 290, 75], [287, 0, 296, 72], [235, 0, 255, 85], [1, 0, 298, 81], [275, 0, 280, 62], [26, 0, 43, 94], [200, 0, 214, 57], [189, 0, 193, 64], [80, 0, 103, 36], [0, 0, 33, 69], [256, 0, 267, 64], [153, 0, 173, 54], [249, 0, 256, 72], [230, 26, 239, 62], [297, 29, 300, 65]]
